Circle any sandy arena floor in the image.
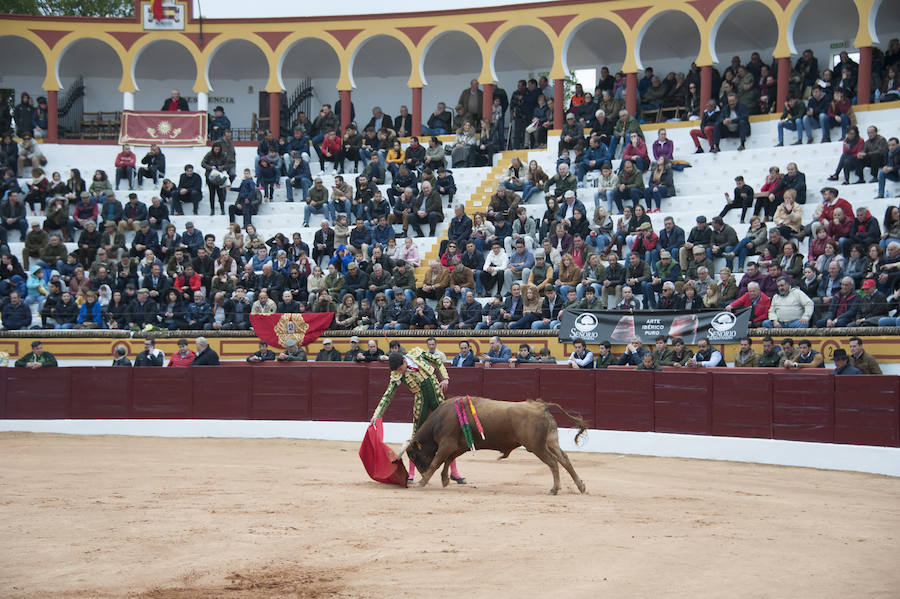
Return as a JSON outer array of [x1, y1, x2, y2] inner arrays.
[[1, 432, 899, 598]]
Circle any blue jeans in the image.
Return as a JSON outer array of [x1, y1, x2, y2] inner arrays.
[[575, 282, 602, 299], [285, 177, 311, 202], [421, 126, 448, 136], [881, 237, 900, 250], [509, 313, 539, 329], [878, 169, 900, 196], [595, 188, 616, 211], [734, 236, 758, 268], [385, 288, 416, 303], [639, 281, 656, 308], [620, 157, 648, 172], [802, 112, 831, 142], [575, 162, 600, 182], [614, 188, 643, 211], [878, 316, 900, 326], [443, 287, 472, 302], [777, 118, 803, 143], [644, 185, 669, 210], [303, 201, 335, 225], [762, 319, 807, 328], [707, 244, 735, 262], [587, 234, 611, 251], [521, 183, 539, 202]]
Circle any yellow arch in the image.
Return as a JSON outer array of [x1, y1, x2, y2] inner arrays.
[[631, 4, 708, 70], [125, 33, 201, 94], [486, 21, 560, 82], [272, 33, 345, 92], [198, 33, 273, 93], [706, 0, 789, 62], [345, 30, 416, 90], [50, 33, 126, 92], [415, 26, 485, 87], [557, 14, 632, 75], [0, 32, 54, 90]]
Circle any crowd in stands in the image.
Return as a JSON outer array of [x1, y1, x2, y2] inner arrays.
[[1, 43, 900, 333], [13, 333, 882, 375]]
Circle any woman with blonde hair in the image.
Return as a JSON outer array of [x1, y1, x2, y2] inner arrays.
[[702, 283, 722, 309], [718, 267, 737, 303], [334, 293, 359, 329], [772, 188, 803, 240], [555, 253, 582, 297], [510, 283, 543, 329], [590, 204, 614, 251]]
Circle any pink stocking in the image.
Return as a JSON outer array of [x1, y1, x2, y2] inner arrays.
[[449, 460, 460, 478], [408, 460, 416, 478]]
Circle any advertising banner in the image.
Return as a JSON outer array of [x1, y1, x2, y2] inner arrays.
[[558, 308, 751, 345]]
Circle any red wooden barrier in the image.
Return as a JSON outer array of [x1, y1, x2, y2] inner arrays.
[[711, 371, 773, 439], [193, 367, 251, 419], [539, 368, 595, 426], [653, 371, 713, 435], [596, 370, 654, 431], [71, 367, 130, 419], [6, 369, 70, 419], [1, 365, 898, 450], [250, 365, 311, 420], [309, 364, 368, 422], [772, 372, 835, 442], [0, 368, 7, 419], [481, 367, 539, 402], [834, 376, 900, 447], [131, 368, 193, 418]]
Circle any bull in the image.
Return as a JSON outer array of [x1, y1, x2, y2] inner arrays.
[[400, 396, 587, 495]]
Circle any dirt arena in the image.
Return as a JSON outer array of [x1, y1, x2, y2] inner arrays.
[[1, 432, 899, 598]]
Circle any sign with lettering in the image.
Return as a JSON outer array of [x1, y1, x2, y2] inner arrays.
[[558, 308, 751, 345]]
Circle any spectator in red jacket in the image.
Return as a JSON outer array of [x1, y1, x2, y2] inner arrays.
[[174, 263, 202, 302], [114, 144, 137, 190], [725, 281, 771, 325], [319, 130, 342, 174], [161, 89, 189, 111], [827, 125, 865, 184], [167, 338, 195, 366]]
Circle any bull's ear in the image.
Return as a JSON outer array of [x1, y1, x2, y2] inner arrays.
[[415, 441, 422, 449]]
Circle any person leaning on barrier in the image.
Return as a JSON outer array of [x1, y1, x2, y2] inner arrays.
[[832, 348, 861, 375], [14, 340, 57, 368], [316, 338, 342, 361], [192, 337, 220, 365], [276, 338, 307, 362], [848, 336, 882, 374], [247, 340, 276, 363]]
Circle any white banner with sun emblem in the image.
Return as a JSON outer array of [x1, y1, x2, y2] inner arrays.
[[118, 110, 208, 146]]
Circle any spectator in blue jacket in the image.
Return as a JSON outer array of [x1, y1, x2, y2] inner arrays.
[[1, 290, 31, 329], [230, 169, 259, 226], [285, 154, 311, 203], [617, 337, 649, 365], [481, 335, 512, 365], [180, 222, 204, 256], [802, 86, 832, 143], [186, 290, 212, 329], [575, 136, 610, 182], [77, 289, 104, 328], [649, 216, 685, 271], [209, 106, 231, 140]]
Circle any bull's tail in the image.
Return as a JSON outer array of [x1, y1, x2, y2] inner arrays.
[[543, 401, 588, 446]]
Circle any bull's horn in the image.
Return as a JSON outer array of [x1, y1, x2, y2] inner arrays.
[[396, 440, 410, 458]]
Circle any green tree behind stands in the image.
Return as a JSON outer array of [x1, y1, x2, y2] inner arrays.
[[3, 0, 134, 17]]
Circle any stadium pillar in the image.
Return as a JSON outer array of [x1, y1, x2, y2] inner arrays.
[[699, 66, 712, 110], [46, 91, 58, 142], [411, 87, 422, 137], [857, 46, 872, 104], [197, 92, 208, 113], [625, 72, 637, 115], [553, 78, 564, 129], [776, 57, 790, 113], [123, 92, 134, 111], [482, 83, 494, 122], [269, 92, 280, 136], [339, 90, 351, 135]]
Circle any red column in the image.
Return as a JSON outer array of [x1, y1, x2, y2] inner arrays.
[[411, 86, 422, 137], [553, 78, 564, 129], [339, 89, 351, 136], [268, 92, 281, 137], [777, 56, 791, 113], [625, 72, 638, 115], [482, 83, 494, 122], [46, 90, 58, 142], [857, 46, 872, 105], [699, 65, 712, 110]]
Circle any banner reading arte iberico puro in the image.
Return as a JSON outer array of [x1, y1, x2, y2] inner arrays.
[[558, 308, 751, 345]]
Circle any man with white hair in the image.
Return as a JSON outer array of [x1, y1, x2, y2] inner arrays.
[[877, 241, 900, 293], [542, 162, 577, 204], [816, 277, 860, 327], [726, 281, 771, 326], [763, 276, 814, 328], [191, 337, 219, 365]]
